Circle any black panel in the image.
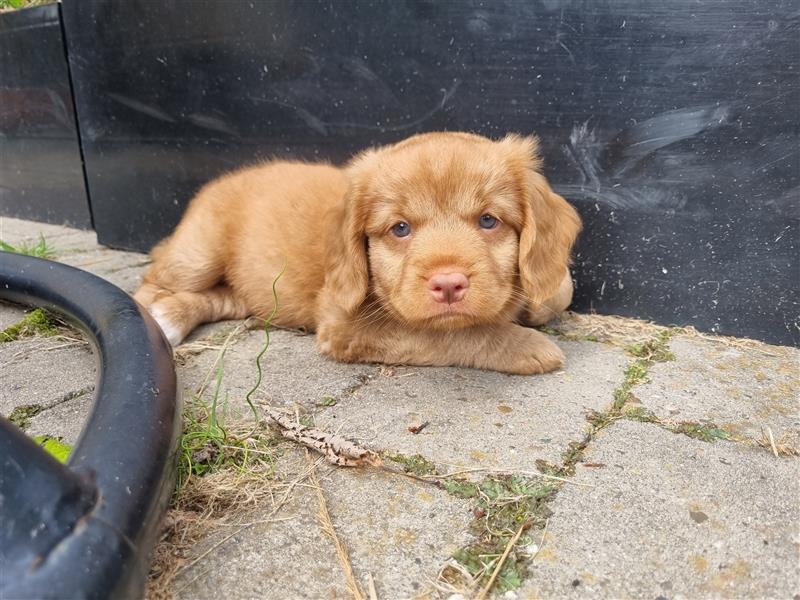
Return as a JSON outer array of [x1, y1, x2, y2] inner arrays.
[[0, 4, 91, 228], [61, 0, 798, 345]]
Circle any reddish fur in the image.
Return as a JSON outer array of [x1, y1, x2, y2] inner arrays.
[[134, 132, 581, 374]]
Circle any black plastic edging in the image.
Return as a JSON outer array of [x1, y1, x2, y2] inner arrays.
[[0, 253, 180, 599]]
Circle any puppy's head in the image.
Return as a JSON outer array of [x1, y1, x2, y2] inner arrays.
[[326, 132, 581, 328]]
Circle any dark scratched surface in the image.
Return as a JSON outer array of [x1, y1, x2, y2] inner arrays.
[[0, 4, 91, 228]]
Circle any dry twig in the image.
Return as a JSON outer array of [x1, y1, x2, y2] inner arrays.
[[366, 573, 378, 600], [751, 426, 799, 457], [476, 521, 527, 600], [309, 453, 365, 600]]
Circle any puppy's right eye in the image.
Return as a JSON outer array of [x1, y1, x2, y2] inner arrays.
[[479, 214, 499, 229], [391, 222, 411, 238]]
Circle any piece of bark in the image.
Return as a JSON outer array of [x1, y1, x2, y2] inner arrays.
[[265, 408, 381, 467]]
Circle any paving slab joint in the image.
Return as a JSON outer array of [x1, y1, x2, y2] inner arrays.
[[7, 385, 95, 432], [537, 329, 678, 478]]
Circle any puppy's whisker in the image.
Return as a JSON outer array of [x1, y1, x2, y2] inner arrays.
[[354, 301, 385, 319], [354, 313, 389, 328], [351, 304, 392, 327]]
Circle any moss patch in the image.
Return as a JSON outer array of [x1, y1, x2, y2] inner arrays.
[[0, 308, 60, 342], [8, 403, 44, 430], [32, 435, 72, 463], [383, 451, 437, 477]]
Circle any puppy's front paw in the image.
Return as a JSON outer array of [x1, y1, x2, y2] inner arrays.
[[509, 330, 565, 375], [149, 301, 187, 346], [315, 323, 356, 362]]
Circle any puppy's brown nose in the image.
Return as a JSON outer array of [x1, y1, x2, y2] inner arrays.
[[427, 272, 470, 304]]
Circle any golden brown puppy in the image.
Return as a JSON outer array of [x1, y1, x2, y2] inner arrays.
[[134, 132, 581, 374]]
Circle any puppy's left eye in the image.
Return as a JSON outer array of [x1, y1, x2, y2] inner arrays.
[[479, 214, 499, 229], [391, 221, 412, 237]]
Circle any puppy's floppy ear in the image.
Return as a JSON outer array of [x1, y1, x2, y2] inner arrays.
[[504, 135, 582, 305], [322, 151, 376, 314]]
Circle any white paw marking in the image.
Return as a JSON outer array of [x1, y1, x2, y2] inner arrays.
[[149, 305, 184, 346]]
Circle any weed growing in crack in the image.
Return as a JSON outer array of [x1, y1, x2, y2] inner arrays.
[[620, 407, 731, 443], [626, 330, 675, 362], [149, 268, 286, 598], [613, 360, 650, 410], [621, 406, 661, 423], [534, 330, 680, 480], [613, 330, 675, 408], [538, 325, 599, 343], [440, 475, 558, 593], [176, 362, 280, 486], [621, 406, 733, 444], [150, 377, 282, 599], [0, 234, 56, 259], [177, 264, 286, 485], [668, 421, 730, 442]]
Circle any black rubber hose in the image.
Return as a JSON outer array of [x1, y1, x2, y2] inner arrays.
[[0, 253, 180, 599]]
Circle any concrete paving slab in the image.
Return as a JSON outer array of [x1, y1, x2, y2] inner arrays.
[[174, 448, 473, 600], [637, 335, 800, 441], [0, 215, 97, 252], [59, 248, 151, 293], [320, 463, 473, 598], [173, 455, 351, 600], [0, 300, 25, 331], [318, 340, 628, 470], [0, 337, 95, 419], [177, 327, 376, 415], [26, 387, 95, 445], [521, 420, 800, 599]]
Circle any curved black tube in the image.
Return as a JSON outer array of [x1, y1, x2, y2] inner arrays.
[[0, 253, 180, 599]]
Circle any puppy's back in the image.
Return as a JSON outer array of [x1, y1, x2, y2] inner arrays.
[[144, 160, 349, 329], [226, 161, 349, 326]]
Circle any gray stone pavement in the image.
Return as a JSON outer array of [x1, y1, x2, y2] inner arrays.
[[1, 215, 798, 599], [523, 421, 800, 599]]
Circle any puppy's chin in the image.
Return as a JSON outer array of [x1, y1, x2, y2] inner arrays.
[[414, 307, 480, 331]]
